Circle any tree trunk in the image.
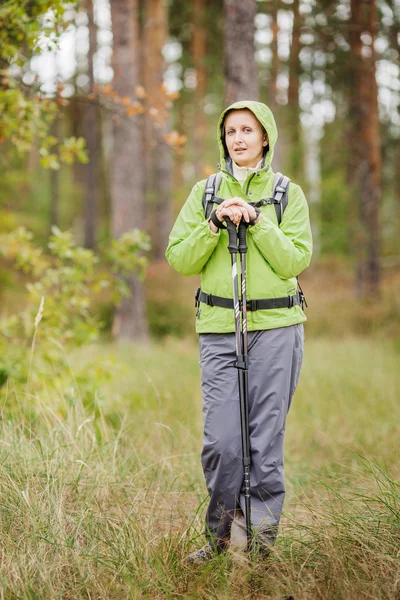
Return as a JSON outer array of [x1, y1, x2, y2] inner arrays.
[[349, 0, 381, 297], [287, 0, 304, 182], [192, 0, 207, 178], [265, 0, 288, 170], [50, 117, 60, 230], [142, 0, 172, 261], [269, 0, 279, 105], [110, 0, 149, 341], [84, 0, 99, 249], [224, 0, 258, 105]]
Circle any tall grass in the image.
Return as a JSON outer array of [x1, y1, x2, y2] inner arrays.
[[0, 336, 399, 598]]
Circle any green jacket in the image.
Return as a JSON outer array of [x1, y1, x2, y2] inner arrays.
[[166, 100, 313, 334]]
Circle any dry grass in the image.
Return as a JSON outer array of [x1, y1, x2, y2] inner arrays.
[[0, 336, 399, 598]]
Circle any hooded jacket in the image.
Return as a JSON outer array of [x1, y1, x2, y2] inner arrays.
[[165, 100, 313, 334]]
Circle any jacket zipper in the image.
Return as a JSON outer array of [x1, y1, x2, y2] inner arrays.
[[245, 173, 257, 197]]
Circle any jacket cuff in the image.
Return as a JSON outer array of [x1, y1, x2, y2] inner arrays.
[[247, 215, 275, 234], [205, 218, 220, 236]]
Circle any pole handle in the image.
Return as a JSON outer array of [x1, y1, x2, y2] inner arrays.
[[225, 217, 238, 254], [238, 219, 248, 254]]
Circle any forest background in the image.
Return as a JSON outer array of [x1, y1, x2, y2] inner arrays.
[[0, 1, 399, 599], [1, 0, 400, 344]]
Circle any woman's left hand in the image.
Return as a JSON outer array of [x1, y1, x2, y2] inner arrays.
[[216, 197, 262, 225]]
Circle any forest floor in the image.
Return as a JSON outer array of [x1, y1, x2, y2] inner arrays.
[[0, 333, 399, 599]]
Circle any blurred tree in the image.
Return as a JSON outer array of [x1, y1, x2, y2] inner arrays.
[[83, 0, 100, 249], [110, 0, 148, 341], [224, 0, 258, 104], [287, 0, 304, 182], [142, 0, 173, 261], [192, 0, 207, 178], [257, 1, 289, 170], [50, 116, 60, 229], [348, 0, 382, 296], [270, 1, 279, 105], [0, 1, 87, 171], [168, 0, 191, 189]]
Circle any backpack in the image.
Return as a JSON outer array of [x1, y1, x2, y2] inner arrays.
[[199, 170, 308, 311], [202, 171, 291, 225]]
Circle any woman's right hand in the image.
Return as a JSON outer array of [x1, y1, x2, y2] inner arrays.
[[215, 201, 244, 226], [208, 198, 252, 232]]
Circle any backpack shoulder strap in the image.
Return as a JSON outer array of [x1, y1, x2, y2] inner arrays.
[[202, 172, 223, 219], [272, 171, 290, 225]]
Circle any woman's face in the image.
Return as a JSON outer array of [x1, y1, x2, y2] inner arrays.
[[224, 109, 268, 168]]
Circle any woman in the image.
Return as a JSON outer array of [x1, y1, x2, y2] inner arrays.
[[166, 100, 312, 563]]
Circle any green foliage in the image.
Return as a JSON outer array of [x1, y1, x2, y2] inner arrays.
[[0, 0, 87, 167], [320, 172, 351, 255], [0, 225, 150, 388], [319, 119, 352, 256], [107, 230, 151, 279], [147, 295, 193, 339], [0, 1, 65, 63]]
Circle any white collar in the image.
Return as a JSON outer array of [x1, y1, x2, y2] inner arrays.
[[232, 158, 263, 184]]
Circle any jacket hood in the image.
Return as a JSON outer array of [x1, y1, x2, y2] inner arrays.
[[217, 100, 278, 175]]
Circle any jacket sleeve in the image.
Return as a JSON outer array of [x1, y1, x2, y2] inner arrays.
[[165, 181, 220, 276], [248, 183, 312, 279]]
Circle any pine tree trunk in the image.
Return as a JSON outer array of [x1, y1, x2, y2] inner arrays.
[[269, 0, 279, 105], [143, 0, 172, 261], [110, 0, 149, 341], [287, 0, 304, 181], [84, 0, 99, 249], [192, 0, 207, 178], [173, 97, 185, 190], [266, 0, 288, 169], [349, 0, 381, 297], [50, 116, 60, 230], [224, 0, 258, 105]]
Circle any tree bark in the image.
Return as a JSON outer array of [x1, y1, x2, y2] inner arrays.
[[349, 0, 381, 297], [192, 0, 207, 178], [84, 0, 99, 249], [50, 116, 60, 230], [269, 0, 279, 105], [110, 0, 149, 340], [287, 0, 304, 181], [224, 0, 258, 105], [142, 0, 172, 261]]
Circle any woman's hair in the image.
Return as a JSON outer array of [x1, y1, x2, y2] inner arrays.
[[220, 108, 269, 158]]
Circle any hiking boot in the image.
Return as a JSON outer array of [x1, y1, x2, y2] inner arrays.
[[230, 511, 248, 549], [184, 543, 215, 565]]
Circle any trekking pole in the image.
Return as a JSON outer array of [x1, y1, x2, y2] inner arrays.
[[225, 217, 252, 548]]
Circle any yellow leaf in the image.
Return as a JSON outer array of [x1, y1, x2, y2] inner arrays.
[[120, 96, 132, 106], [135, 85, 147, 99], [167, 91, 180, 101]]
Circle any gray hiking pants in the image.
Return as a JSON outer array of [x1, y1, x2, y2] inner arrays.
[[199, 324, 304, 550]]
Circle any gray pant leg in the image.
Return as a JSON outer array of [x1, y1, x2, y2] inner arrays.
[[199, 324, 304, 549], [199, 332, 243, 548], [241, 324, 304, 546]]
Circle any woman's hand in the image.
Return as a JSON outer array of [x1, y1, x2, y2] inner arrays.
[[214, 200, 244, 226], [216, 197, 262, 226]]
